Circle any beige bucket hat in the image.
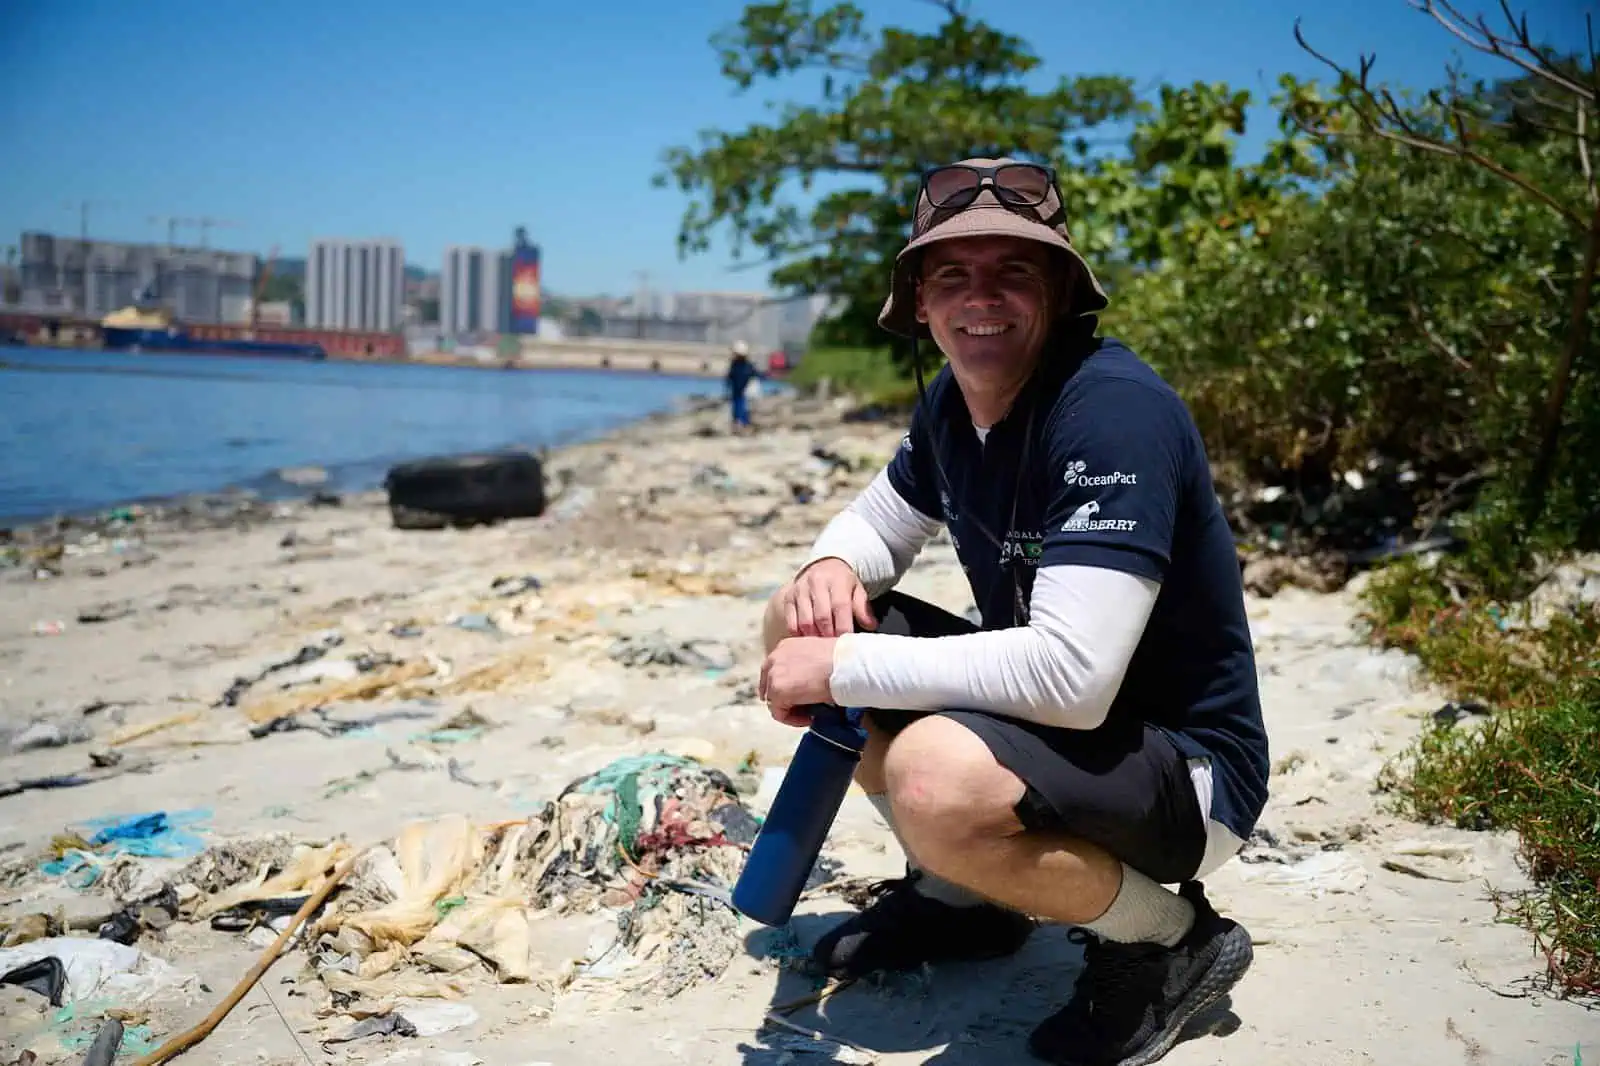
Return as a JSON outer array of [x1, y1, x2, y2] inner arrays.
[[877, 156, 1109, 339]]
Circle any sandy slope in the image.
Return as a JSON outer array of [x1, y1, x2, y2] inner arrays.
[[1, 393, 1593, 1065]]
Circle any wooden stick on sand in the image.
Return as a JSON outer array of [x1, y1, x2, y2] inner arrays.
[[129, 850, 363, 1066]]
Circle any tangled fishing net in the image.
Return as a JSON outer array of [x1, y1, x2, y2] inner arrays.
[[171, 753, 763, 1015]]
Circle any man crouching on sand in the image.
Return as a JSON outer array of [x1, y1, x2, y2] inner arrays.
[[754, 158, 1271, 1066]]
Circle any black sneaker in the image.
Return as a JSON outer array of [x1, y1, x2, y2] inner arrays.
[[1028, 881, 1253, 1066], [811, 870, 1035, 977]]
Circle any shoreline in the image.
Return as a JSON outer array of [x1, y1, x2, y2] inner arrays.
[[2, 342, 730, 381], [0, 384, 733, 540]]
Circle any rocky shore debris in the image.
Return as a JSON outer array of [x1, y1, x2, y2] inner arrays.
[[0, 751, 809, 1059], [608, 633, 735, 673], [6, 718, 96, 754], [2, 494, 298, 570], [1240, 552, 1350, 598], [0, 752, 154, 803], [214, 630, 347, 708], [1508, 554, 1600, 629], [1217, 458, 1484, 566]]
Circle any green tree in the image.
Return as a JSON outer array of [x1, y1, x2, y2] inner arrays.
[[1111, 125, 1578, 492], [1293, 2, 1598, 532], [256, 273, 305, 323], [655, 0, 1141, 347], [257, 273, 302, 306], [542, 294, 573, 321]]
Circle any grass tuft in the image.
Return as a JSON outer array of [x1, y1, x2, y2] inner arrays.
[[1362, 558, 1600, 997]]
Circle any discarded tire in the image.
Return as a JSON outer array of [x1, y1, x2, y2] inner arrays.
[[383, 451, 547, 529]]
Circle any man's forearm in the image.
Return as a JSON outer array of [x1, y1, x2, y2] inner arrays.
[[828, 565, 1159, 730], [802, 469, 941, 596], [804, 510, 901, 595]]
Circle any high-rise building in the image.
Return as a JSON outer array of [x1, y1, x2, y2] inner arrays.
[[440, 245, 513, 337], [305, 238, 405, 331]]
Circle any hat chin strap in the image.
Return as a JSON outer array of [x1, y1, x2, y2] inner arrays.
[[910, 333, 931, 422]]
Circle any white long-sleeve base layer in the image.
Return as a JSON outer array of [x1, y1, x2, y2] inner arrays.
[[801, 466, 1246, 875], [802, 468, 1159, 733], [831, 565, 1154, 731]]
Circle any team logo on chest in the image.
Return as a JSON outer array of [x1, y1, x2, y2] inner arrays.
[[1064, 459, 1137, 487], [1062, 500, 1138, 533], [1000, 529, 1044, 565]]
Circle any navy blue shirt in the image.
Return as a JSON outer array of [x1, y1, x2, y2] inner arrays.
[[885, 336, 1270, 841]]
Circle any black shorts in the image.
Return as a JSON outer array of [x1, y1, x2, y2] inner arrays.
[[865, 590, 1207, 885]]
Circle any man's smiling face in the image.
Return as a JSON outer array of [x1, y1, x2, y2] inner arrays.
[[915, 235, 1057, 394]]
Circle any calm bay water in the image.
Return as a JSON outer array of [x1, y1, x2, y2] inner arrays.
[[0, 346, 718, 525]]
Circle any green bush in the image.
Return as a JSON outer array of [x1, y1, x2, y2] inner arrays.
[[1107, 137, 1592, 509], [1363, 559, 1600, 996], [789, 345, 927, 408]]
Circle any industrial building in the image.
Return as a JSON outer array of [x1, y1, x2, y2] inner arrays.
[[16, 232, 256, 324], [586, 290, 831, 352], [305, 238, 405, 331], [439, 228, 540, 339], [440, 245, 512, 337]]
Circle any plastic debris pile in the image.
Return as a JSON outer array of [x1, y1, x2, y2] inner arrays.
[[551, 753, 758, 1001], [3, 751, 785, 1056], [67, 753, 765, 1021]]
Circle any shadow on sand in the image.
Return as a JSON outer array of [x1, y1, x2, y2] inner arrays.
[[732, 908, 1242, 1065]]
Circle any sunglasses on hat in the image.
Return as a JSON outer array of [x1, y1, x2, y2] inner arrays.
[[918, 162, 1067, 230], [920, 162, 1058, 208]]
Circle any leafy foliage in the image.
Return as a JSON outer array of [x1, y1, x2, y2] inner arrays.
[[257, 272, 302, 306], [1289, 6, 1600, 532], [654, 0, 1141, 347], [665, 0, 1597, 538], [1110, 110, 1593, 501]]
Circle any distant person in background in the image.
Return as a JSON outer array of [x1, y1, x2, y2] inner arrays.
[[726, 340, 764, 433]]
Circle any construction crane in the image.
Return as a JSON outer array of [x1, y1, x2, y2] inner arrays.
[[145, 215, 243, 249], [147, 215, 184, 247], [189, 216, 241, 248], [250, 245, 279, 331], [63, 199, 117, 242]]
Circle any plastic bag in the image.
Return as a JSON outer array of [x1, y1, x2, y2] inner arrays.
[[0, 936, 198, 1005]]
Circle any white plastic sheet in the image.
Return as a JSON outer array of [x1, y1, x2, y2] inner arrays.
[[0, 936, 199, 1004]]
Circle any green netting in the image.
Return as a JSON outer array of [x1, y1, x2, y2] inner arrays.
[[573, 753, 700, 854]]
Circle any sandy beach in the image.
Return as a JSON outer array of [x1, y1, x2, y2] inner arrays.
[[1, 390, 1594, 1066]]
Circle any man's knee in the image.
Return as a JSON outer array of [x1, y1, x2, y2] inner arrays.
[[883, 716, 1025, 850], [852, 714, 893, 794]]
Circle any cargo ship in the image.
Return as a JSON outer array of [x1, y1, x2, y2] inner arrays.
[[100, 306, 328, 360]]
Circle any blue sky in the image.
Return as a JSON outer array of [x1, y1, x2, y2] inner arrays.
[[1, 0, 1590, 298]]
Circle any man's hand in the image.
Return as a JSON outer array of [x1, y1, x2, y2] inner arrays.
[[782, 558, 877, 638], [759, 636, 838, 727]]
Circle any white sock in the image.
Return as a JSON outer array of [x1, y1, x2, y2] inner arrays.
[[866, 792, 987, 908], [1081, 864, 1195, 947]]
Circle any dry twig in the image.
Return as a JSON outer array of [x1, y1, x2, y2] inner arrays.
[[129, 850, 363, 1066]]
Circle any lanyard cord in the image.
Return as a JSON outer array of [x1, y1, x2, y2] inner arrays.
[[911, 337, 1039, 626]]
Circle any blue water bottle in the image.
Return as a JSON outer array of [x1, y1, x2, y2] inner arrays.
[[732, 705, 867, 926]]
